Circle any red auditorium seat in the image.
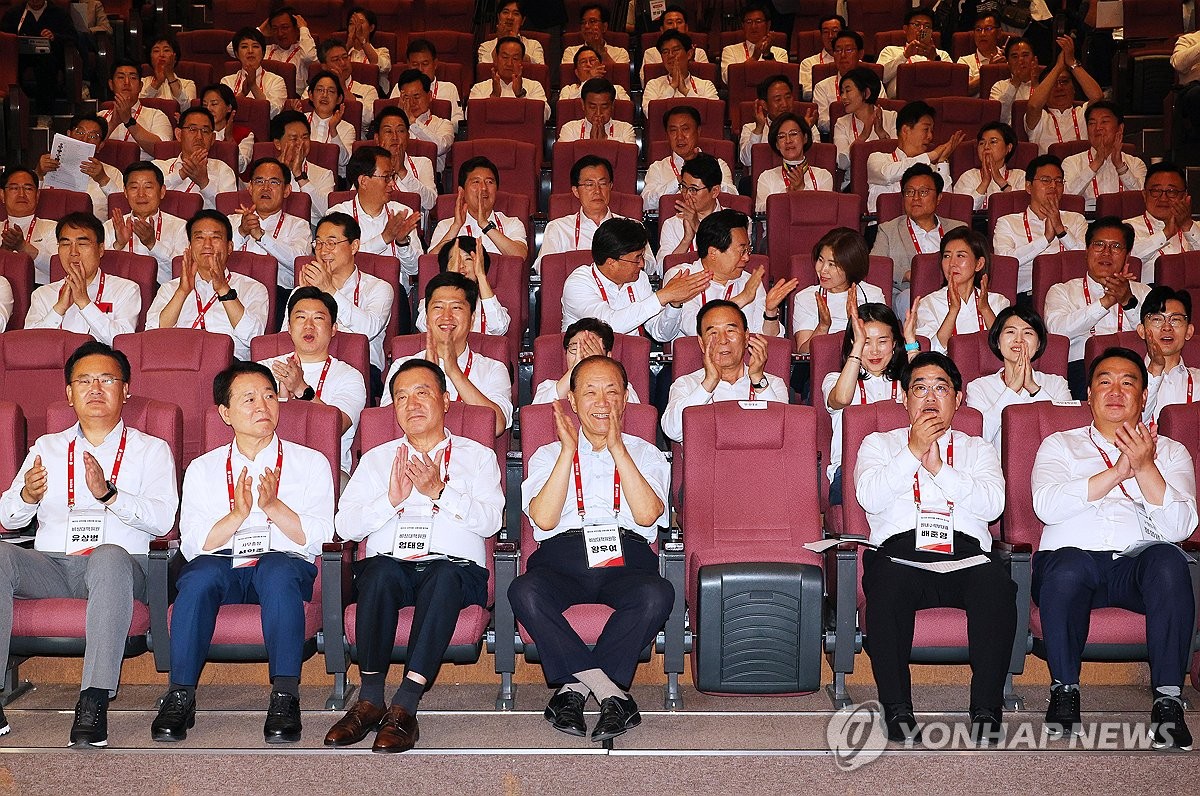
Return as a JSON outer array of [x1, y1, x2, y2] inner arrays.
[[529, 332, 651, 405], [0, 330, 92, 439]]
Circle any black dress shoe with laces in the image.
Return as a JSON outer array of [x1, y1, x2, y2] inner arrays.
[[969, 706, 1004, 748], [591, 694, 640, 742], [882, 703, 922, 745], [69, 692, 109, 748], [1044, 686, 1081, 738], [1151, 696, 1193, 751], [151, 689, 196, 742], [264, 691, 302, 744], [544, 691, 587, 737], [0, 703, 10, 736]]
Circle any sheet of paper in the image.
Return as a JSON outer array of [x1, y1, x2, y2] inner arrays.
[[804, 537, 878, 553], [42, 134, 97, 192], [888, 554, 991, 574]]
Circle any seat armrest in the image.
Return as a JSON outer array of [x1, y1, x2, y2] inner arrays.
[[823, 539, 861, 672], [320, 539, 354, 675], [147, 538, 179, 673], [657, 524, 686, 680], [1181, 540, 1200, 555], [491, 529, 521, 676], [994, 540, 1034, 555]]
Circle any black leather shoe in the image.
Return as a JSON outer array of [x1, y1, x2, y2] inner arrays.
[[969, 707, 1004, 748], [0, 703, 10, 736], [1044, 686, 1081, 738], [544, 691, 587, 737], [882, 703, 921, 745], [591, 694, 640, 742], [151, 689, 196, 742], [69, 692, 108, 748], [264, 691, 302, 744], [1151, 696, 1193, 751]]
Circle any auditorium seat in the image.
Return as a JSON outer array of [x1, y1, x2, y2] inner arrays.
[[0, 330, 92, 439], [950, 329, 1070, 388]]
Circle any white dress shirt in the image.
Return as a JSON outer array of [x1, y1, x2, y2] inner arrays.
[[98, 103, 173, 158], [558, 83, 631, 102], [916, 286, 1011, 353], [406, 112, 454, 174], [385, 152, 438, 211], [992, 209, 1088, 294], [821, 370, 904, 481], [536, 209, 615, 275], [293, 160, 335, 228], [0, 275, 12, 331], [866, 148, 951, 213], [738, 120, 767, 169], [799, 49, 834, 98], [430, 212, 527, 256], [523, 432, 669, 542], [1025, 104, 1090, 154], [3, 215, 58, 284], [557, 117, 637, 145], [877, 45, 953, 96], [306, 113, 355, 174], [640, 45, 709, 83], [957, 50, 997, 84], [479, 35, 546, 64], [467, 78, 550, 121], [0, 422, 178, 554], [563, 43, 629, 65], [259, 354, 365, 473], [220, 68, 288, 117], [152, 156, 239, 211], [854, 427, 1005, 549], [965, 369, 1074, 449], [180, 436, 334, 562], [642, 152, 737, 212], [532, 379, 640, 405], [214, 126, 255, 173], [1033, 425, 1197, 551], [380, 347, 513, 430], [661, 367, 788, 442], [103, 211, 189, 284], [286, 268, 393, 372], [640, 74, 719, 114], [791, 282, 887, 337], [415, 294, 510, 337], [561, 264, 684, 341], [1126, 213, 1200, 283], [1044, 275, 1153, 361], [953, 168, 1027, 211], [657, 202, 724, 261], [83, 161, 124, 221], [336, 432, 503, 566], [833, 108, 898, 175], [327, 199, 422, 280], [230, 210, 312, 291], [349, 47, 390, 82], [660, 260, 784, 340], [140, 75, 197, 110], [25, 270, 141, 344], [1172, 31, 1200, 84], [1145, 360, 1200, 424], [754, 164, 836, 213], [343, 78, 380, 131], [1062, 148, 1147, 212], [989, 78, 1031, 125], [394, 79, 464, 126], [145, 272, 270, 359], [719, 41, 790, 83], [258, 26, 317, 95]]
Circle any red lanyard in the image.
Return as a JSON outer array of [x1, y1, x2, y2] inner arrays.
[[857, 377, 899, 405], [67, 427, 128, 509], [1023, 210, 1066, 252], [906, 218, 943, 254], [1048, 106, 1081, 144], [3, 217, 36, 242], [913, 435, 954, 507], [581, 119, 613, 138], [591, 265, 611, 302], [63, 272, 108, 325], [314, 356, 332, 399], [1088, 428, 1138, 501], [1190, 371, 1195, 404], [270, 45, 299, 65], [226, 438, 283, 512], [192, 288, 221, 329], [233, 70, 263, 96], [168, 159, 199, 194], [478, 301, 487, 334], [781, 164, 819, 191], [1083, 279, 1124, 333], [128, 214, 162, 251], [704, 278, 736, 304], [446, 350, 473, 402], [1144, 213, 1184, 254], [572, 449, 620, 519], [239, 213, 285, 251], [1085, 150, 1103, 202], [464, 215, 497, 238], [352, 198, 398, 256]]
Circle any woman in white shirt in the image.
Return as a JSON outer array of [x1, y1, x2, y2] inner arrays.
[[140, 36, 196, 111], [833, 66, 897, 180], [916, 228, 1011, 353], [345, 7, 392, 80], [305, 71, 356, 175], [965, 305, 1073, 449], [823, 301, 917, 504], [791, 226, 886, 354], [201, 84, 254, 173], [754, 113, 835, 213], [953, 121, 1025, 211]]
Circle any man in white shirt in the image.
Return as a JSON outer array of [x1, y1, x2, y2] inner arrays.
[[1126, 162, 1199, 283], [813, 31, 875, 136], [415, 236, 510, 338], [145, 210, 270, 359], [532, 317, 640, 405], [642, 105, 736, 212], [231, 157, 311, 297], [719, 2, 788, 84], [563, 3, 630, 65], [467, 37, 550, 123], [989, 37, 1037, 125], [104, 162, 189, 284], [221, 27, 288, 117], [0, 341, 177, 747], [151, 361, 334, 744], [958, 13, 1006, 96], [314, 37, 377, 132], [639, 5, 709, 84], [561, 217, 709, 341], [330, 147, 421, 283], [429, 157, 528, 259], [1061, 101, 1146, 213], [381, 272, 512, 436], [798, 14, 844, 99], [662, 300, 788, 442], [99, 59, 173, 159], [854, 351, 1012, 746], [152, 107, 239, 211], [537, 155, 642, 275], [0, 167, 62, 284], [867, 99, 962, 213], [512, 356, 672, 743], [35, 113, 122, 219], [559, 78, 636, 145], [389, 70, 453, 179], [1171, 28, 1200, 131], [993, 155, 1088, 297], [560, 45, 632, 102], [261, 7, 316, 97], [1023, 36, 1104, 155], [641, 30, 719, 115], [1032, 347, 1197, 749], [1137, 287, 1200, 424], [1045, 217, 1153, 397], [271, 110, 335, 227], [25, 213, 140, 344], [737, 74, 797, 168], [294, 211, 395, 386], [659, 209, 791, 343], [877, 7, 952, 97], [401, 38, 464, 127], [260, 287, 366, 476], [478, 0, 545, 64], [325, 358, 502, 753]]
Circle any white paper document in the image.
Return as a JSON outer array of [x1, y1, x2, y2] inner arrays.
[[888, 554, 991, 574], [42, 133, 97, 192], [803, 537, 878, 553]]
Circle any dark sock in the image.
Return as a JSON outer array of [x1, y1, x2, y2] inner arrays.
[[168, 683, 196, 701], [272, 676, 299, 698], [360, 673, 386, 706], [391, 677, 425, 716], [80, 687, 108, 705]]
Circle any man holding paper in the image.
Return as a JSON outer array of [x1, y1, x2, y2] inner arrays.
[[1031, 347, 1197, 750], [152, 361, 334, 744], [0, 341, 178, 747], [324, 359, 502, 753], [36, 112, 123, 220], [854, 351, 1012, 746]]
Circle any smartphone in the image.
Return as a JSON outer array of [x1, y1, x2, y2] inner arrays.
[[1053, 13, 1068, 38], [918, 29, 931, 43]]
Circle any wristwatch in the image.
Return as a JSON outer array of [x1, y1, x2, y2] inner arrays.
[[124, 118, 137, 129], [481, 221, 497, 235], [751, 377, 769, 390], [762, 311, 780, 322], [297, 386, 316, 401], [297, 171, 309, 182], [217, 288, 238, 302], [99, 481, 117, 503], [1123, 296, 1139, 312]]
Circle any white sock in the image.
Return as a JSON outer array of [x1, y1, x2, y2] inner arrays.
[[1155, 686, 1182, 699], [557, 682, 590, 698], [573, 668, 625, 702]]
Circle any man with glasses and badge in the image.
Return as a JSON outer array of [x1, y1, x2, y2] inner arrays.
[[231, 157, 311, 307], [1136, 286, 1200, 423], [329, 146, 422, 281], [152, 107, 238, 210], [1124, 162, 1200, 283], [35, 113, 123, 220]]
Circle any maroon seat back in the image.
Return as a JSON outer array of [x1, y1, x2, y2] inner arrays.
[[950, 330, 1071, 388], [725, 61, 801, 112], [1032, 250, 1089, 317], [0, 330, 92, 439], [1155, 252, 1200, 313], [909, 252, 1020, 305], [0, 252, 34, 329], [530, 332, 651, 403], [0, 401, 26, 497], [1094, 190, 1146, 220], [550, 140, 639, 195], [645, 98, 726, 143], [765, 192, 863, 282], [894, 62, 968, 102], [538, 251, 596, 334], [446, 141, 539, 218], [249, 332, 372, 390], [927, 96, 1001, 142], [107, 189, 205, 221], [848, 137, 898, 201], [875, 191, 973, 226], [465, 98, 548, 170]]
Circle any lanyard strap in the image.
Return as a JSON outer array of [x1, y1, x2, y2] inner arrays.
[[239, 213, 285, 252], [781, 164, 819, 191], [1023, 210, 1066, 251], [314, 356, 333, 399], [913, 434, 954, 507], [3, 217, 37, 242], [1048, 106, 1081, 144], [1083, 279, 1124, 333], [192, 288, 221, 329], [128, 214, 163, 251], [906, 218, 943, 254], [1088, 428, 1137, 501], [857, 377, 899, 404], [67, 427, 128, 510], [572, 449, 620, 519], [226, 438, 284, 511]]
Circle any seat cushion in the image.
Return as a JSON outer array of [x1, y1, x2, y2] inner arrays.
[[344, 604, 490, 647], [518, 604, 615, 645], [1029, 605, 1148, 645], [167, 600, 322, 645], [12, 597, 150, 637]]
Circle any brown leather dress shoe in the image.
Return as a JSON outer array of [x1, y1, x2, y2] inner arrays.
[[324, 700, 387, 747], [372, 705, 419, 753]]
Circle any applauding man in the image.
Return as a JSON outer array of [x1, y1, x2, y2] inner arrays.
[[152, 107, 238, 210], [100, 60, 172, 157], [329, 146, 422, 281], [104, 162, 189, 284], [231, 158, 311, 295], [429, 158, 528, 259]]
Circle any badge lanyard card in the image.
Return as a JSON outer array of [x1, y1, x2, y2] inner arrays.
[[914, 435, 954, 555], [574, 451, 625, 568], [226, 441, 283, 568], [391, 439, 452, 560], [65, 429, 128, 556]]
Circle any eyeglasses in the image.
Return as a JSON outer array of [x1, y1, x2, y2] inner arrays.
[[71, 375, 123, 388], [1147, 187, 1187, 199], [1089, 240, 1127, 253], [1144, 313, 1190, 329], [975, 25, 996, 33], [576, 179, 611, 190], [832, 46, 859, 54], [908, 21, 932, 29], [251, 177, 285, 187], [677, 183, 708, 195], [368, 172, 395, 180], [616, 255, 645, 266], [903, 187, 936, 198], [775, 130, 805, 141], [909, 383, 952, 397], [71, 128, 103, 141], [314, 237, 349, 249], [1032, 176, 1066, 186], [180, 126, 214, 135]]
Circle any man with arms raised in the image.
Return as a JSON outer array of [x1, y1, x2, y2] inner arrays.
[[429, 157, 528, 259], [330, 147, 422, 278], [231, 158, 311, 297]]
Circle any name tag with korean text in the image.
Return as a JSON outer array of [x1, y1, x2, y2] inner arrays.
[[915, 508, 954, 555], [738, 400, 768, 410], [65, 509, 105, 555], [583, 522, 624, 568], [231, 526, 271, 568], [392, 518, 433, 560]]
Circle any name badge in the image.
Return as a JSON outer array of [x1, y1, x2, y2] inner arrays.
[[231, 526, 271, 568], [738, 400, 768, 410], [1133, 500, 1166, 543], [95, 302, 113, 314], [915, 508, 954, 555], [391, 518, 433, 560], [65, 509, 105, 555], [583, 523, 624, 568]]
